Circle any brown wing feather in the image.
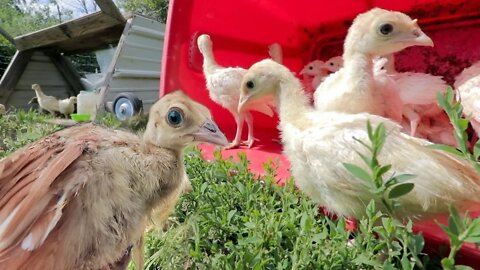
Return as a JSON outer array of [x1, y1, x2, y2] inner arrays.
[[0, 124, 99, 260]]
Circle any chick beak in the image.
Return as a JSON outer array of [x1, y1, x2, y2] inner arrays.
[[191, 118, 228, 146], [398, 27, 434, 47]]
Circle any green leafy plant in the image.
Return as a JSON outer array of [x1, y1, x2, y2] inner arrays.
[[433, 87, 480, 269], [433, 87, 480, 173], [438, 205, 480, 270], [343, 121, 415, 216]]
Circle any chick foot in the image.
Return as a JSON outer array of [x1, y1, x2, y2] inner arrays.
[[242, 138, 258, 148], [224, 140, 241, 149]]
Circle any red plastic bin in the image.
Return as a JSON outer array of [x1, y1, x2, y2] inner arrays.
[[160, 0, 480, 267]]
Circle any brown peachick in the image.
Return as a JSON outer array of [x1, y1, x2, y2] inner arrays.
[[0, 90, 228, 269]]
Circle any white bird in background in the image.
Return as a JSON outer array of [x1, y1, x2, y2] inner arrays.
[[375, 54, 451, 140], [300, 60, 329, 91], [238, 58, 480, 220], [58, 96, 77, 118], [313, 8, 434, 124], [31, 84, 60, 115], [455, 61, 480, 140], [197, 34, 275, 149], [300, 56, 344, 92]]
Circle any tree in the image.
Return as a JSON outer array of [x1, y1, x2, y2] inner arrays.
[[118, 0, 169, 23]]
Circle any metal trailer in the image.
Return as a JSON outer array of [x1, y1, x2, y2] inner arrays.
[[0, 0, 165, 120]]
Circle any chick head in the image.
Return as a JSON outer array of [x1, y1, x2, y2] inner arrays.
[[300, 60, 326, 76], [324, 56, 344, 73], [238, 59, 292, 112], [144, 90, 228, 149], [345, 8, 433, 56], [197, 34, 213, 55], [31, 84, 41, 91]]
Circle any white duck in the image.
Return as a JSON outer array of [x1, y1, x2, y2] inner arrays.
[[238, 58, 480, 219], [197, 34, 274, 149], [313, 8, 434, 124]]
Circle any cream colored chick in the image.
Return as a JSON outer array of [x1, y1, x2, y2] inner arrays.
[[0, 104, 5, 115], [239, 59, 480, 220], [375, 55, 450, 138], [58, 96, 77, 118], [454, 61, 480, 138], [314, 8, 433, 124], [301, 56, 344, 92], [31, 84, 60, 115], [0, 90, 228, 270], [300, 60, 328, 91], [197, 34, 274, 149]]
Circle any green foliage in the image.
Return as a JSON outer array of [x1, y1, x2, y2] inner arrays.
[[343, 121, 416, 216], [0, 108, 63, 158], [433, 87, 480, 269], [438, 205, 480, 270], [141, 148, 435, 269], [118, 0, 169, 23], [0, 109, 124, 158], [434, 87, 480, 173], [0, 0, 72, 37]]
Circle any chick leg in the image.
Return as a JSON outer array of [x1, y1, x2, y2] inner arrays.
[[225, 113, 244, 149], [403, 106, 420, 136], [243, 112, 256, 148]]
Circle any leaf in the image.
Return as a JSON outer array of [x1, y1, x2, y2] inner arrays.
[[441, 258, 455, 270], [449, 204, 464, 232], [374, 123, 386, 150], [401, 255, 413, 270], [427, 144, 463, 156], [474, 141, 480, 160], [437, 91, 449, 111], [227, 210, 237, 224], [459, 218, 480, 241], [343, 163, 371, 183], [454, 266, 474, 270], [387, 183, 415, 199], [458, 119, 470, 131], [391, 174, 416, 183], [373, 164, 391, 180]]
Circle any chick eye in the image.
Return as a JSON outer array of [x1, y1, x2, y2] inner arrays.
[[166, 108, 184, 127], [329, 62, 334, 66], [309, 66, 313, 70], [379, 23, 394, 35], [246, 80, 255, 89]]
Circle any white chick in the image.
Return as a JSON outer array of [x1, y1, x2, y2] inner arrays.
[[454, 61, 480, 138], [58, 96, 77, 118], [197, 34, 274, 149], [239, 59, 480, 220], [300, 60, 329, 91], [323, 56, 344, 73], [376, 54, 450, 138], [313, 8, 433, 124], [300, 56, 343, 92], [31, 84, 60, 115]]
